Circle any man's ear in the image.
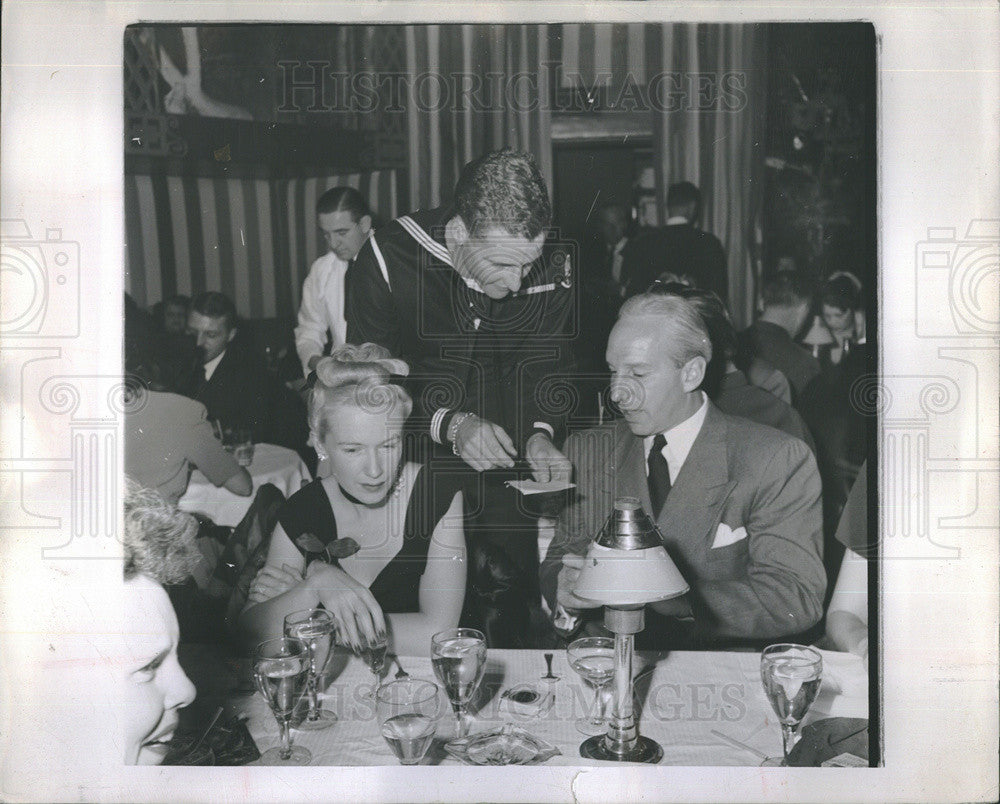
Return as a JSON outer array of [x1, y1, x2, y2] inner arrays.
[[359, 214, 373, 235], [226, 327, 237, 345], [680, 355, 707, 392]]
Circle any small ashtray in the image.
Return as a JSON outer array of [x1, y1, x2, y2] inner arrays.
[[445, 723, 561, 766], [499, 683, 554, 718]]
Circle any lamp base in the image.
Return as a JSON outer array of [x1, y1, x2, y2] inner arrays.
[[580, 734, 663, 764]]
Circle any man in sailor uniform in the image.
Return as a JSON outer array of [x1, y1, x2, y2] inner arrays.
[[346, 149, 577, 646]]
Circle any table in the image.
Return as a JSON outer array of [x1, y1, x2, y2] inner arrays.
[[178, 443, 310, 526], [201, 648, 868, 767]]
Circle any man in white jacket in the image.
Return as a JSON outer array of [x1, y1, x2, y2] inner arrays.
[[294, 187, 373, 376]]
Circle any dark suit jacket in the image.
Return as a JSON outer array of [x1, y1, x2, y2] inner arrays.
[[540, 404, 826, 645], [346, 205, 576, 448], [194, 346, 308, 453], [620, 222, 728, 301], [742, 320, 821, 403], [715, 369, 816, 454]]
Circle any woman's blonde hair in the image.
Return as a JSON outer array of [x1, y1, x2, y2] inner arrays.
[[123, 477, 200, 584], [308, 343, 413, 445]]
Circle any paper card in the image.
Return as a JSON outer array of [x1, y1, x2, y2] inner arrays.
[[504, 479, 576, 495]]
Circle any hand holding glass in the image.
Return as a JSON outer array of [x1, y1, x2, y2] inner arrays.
[[567, 636, 615, 736], [760, 643, 823, 763], [376, 679, 441, 765], [253, 636, 312, 765], [431, 628, 487, 739], [283, 608, 339, 730]]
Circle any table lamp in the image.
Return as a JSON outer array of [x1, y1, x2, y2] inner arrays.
[[573, 496, 689, 763]]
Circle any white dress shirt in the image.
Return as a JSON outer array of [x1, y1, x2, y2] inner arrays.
[[203, 350, 225, 381], [294, 250, 350, 375], [642, 392, 709, 484]]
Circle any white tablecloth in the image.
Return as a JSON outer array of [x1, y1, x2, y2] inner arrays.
[[223, 648, 868, 767], [178, 443, 310, 526]]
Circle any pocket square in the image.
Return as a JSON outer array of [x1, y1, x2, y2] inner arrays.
[[711, 523, 747, 549]]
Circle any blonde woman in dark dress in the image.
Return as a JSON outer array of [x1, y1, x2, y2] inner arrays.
[[239, 344, 466, 657]]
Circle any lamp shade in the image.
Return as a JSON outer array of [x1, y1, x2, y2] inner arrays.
[[574, 497, 689, 606]]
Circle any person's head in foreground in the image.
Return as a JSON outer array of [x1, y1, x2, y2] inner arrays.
[[316, 186, 373, 263], [123, 479, 199, 764], [308, 343, 412, 506], [188, 291, 238, 365], [446, 148, 551, 300], [607, 292, 712, 437]]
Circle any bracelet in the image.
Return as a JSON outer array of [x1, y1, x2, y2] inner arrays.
[[448, 412, 476, 456]]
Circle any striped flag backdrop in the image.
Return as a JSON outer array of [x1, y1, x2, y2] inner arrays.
[[124, 169, 398, 317], [405, 25, 553, 210], [652, 24, 767, 330], [556, 22, 659, 90]]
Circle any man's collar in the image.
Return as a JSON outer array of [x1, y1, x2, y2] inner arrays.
[[665, 216, 690, 226], [642, 391, 709, 474], [203, 349, 226, 380]]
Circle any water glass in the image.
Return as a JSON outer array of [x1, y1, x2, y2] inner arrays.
[[376, 678, 441, 765]]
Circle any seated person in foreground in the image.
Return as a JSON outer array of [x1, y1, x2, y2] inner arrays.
[[540, 293, 826, 648], [238, 344, 466, 657], [123, 478, 199, 764]]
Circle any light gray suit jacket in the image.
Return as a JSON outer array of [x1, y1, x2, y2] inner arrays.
[[541, 403, 826, 644]]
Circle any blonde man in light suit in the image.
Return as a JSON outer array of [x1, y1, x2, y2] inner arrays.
[[540, 293, 826, 648]]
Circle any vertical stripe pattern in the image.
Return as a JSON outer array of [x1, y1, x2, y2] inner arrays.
[[123, 169, 399, 318], [406, 25, 554, 210], [651, 23, 765, 328]]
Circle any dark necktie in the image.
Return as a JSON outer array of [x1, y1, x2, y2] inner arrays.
[[647, 433, 671, 518]]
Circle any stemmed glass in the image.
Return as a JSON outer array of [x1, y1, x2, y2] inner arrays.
[[760, 643, 823, 764], [431, 628, 487, 739], [376, 678, 442, 765], [354, 630, 389, 693], [567, 636, 615, 736], [252, 636, 313, 765], [283, 608, 339, 730]]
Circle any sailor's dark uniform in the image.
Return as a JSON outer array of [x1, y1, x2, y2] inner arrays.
[[346, 206, 577, 646]]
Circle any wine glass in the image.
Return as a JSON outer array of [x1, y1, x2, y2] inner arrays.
[[283, 608, 339, 730], [760, 643, 823, 764], [567, 636, 615, 736], [431, 628, 487, 739], [253, 636, 313, 765], [355, 630, 389, 693], [376, 678, 442, 765]]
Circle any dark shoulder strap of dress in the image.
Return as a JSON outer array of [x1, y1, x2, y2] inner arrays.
[[277, 480, 338, 555], [400, 464, 461, 568]]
